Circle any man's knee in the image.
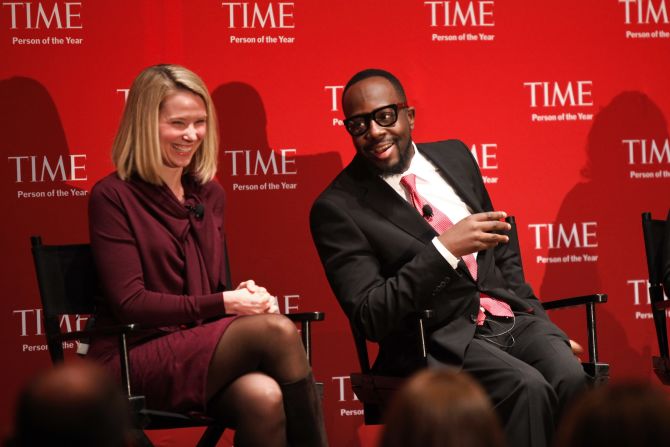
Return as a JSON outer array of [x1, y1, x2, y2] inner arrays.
[[555, 365, 588, 410], [513, 367, 557, 407], [560, 365, 588, 392]]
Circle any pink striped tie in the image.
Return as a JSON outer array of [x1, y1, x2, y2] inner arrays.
[[400, 174, 513, 325]]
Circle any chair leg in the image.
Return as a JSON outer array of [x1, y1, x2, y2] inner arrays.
[[129, 429, 155, 447], [196, 425, 226, 447], [653, 356, 670, 385]]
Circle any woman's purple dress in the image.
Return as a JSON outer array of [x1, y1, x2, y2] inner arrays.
[[87, 173, 235, 412]]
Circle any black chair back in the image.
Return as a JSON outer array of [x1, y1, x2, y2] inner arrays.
[[30, 236, 228, 446], [349, 311, 431, 424], [642, 213, 667, 288], [30, 236, 98, 363], [641, 212, 670, 382]]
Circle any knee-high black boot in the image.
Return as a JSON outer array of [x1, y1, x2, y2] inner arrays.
[[280, 372, 328, 447]]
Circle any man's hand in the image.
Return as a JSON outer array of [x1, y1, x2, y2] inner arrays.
[[569, 339, 584, 357], [437, 211, 511, 258]]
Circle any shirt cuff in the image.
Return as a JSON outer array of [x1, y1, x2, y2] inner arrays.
[[431, 237, 460, 269], [198, 292, 227, 319]]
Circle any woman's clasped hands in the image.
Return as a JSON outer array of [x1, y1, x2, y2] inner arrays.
[[223, 279, 280, 315]]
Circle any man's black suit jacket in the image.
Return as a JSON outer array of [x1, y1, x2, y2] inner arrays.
[[310, 139, 548, 375]]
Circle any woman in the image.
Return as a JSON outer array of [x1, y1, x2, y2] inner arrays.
[[87, 64, 327, 447]]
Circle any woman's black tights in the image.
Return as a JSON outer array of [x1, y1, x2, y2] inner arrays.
[[206, 314, 327, 447]]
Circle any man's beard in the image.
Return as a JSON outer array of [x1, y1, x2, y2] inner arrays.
[[378, 139, 413, 178]]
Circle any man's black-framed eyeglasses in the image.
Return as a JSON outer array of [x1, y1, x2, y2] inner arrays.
[[343, 102, 409, 137]]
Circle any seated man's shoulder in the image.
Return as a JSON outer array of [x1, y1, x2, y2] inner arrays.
[[310, 163, 366, 221], [312, 174, 350, 208], [418, 140, 476, 167], [419, 139, 469, 152], [317, 159, 362, 196]]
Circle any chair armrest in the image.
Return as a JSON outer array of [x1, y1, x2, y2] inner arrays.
[[286, 311, 325, 322], [542, 293, 607, 310], [48, 323, 139, 342], [542, 293, 607, 366], [285, 312, 325, 365]]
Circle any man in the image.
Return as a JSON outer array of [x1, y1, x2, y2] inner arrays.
[[310, 69, 586, 447]]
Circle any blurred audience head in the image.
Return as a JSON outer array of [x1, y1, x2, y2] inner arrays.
[[379, 369, 505, 447], [7, 360, 132, 447], [555, 381, 670, 447]]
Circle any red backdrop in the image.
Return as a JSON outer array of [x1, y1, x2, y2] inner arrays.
[[2, 1, 670, 445]]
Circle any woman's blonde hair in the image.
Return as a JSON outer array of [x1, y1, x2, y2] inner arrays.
[[112, 64, 218, 184]]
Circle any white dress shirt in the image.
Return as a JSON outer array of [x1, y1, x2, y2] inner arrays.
[[383, 142, 474, 269]]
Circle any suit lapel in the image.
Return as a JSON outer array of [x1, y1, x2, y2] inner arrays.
[[346, 155, 436, 244], [344, 144, 486, 284], [418, 142, 484, 214], [417, 142, 486, 282]]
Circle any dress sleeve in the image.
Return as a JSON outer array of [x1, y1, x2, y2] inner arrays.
[[88, 180, 226, 326]]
